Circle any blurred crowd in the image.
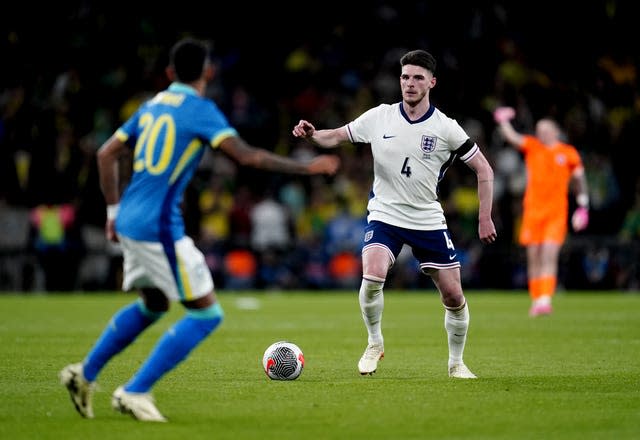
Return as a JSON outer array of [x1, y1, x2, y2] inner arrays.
[[1, 2, 639, 292]]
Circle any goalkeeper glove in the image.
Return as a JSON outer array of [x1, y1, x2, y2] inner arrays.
[[571, 206, 589, 232], [493, 106, 515, 123]]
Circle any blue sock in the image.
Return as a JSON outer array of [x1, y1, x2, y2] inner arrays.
[[124, 302, 224, 393], [83, 299, 164, 382]]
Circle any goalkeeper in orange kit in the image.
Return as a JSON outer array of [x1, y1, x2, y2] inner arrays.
[[494, 106, 589, 316]]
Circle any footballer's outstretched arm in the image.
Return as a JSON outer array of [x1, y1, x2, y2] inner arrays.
[[493, 106, 524, 148], [292, 120, 349, 148], [218, 135, 340, 175]]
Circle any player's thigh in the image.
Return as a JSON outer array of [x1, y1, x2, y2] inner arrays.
[[362, 246, 393, 279], [543, 216, 567, 245], [119, 236, 213, 302], [362, 221, 403, 279], [409, 229, 460, 272], [172, 236, 214, 301], [429, 267, 464, 305], [520, 213, 566, 245]]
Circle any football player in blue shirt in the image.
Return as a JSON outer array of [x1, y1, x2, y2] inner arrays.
[[60, 37, 339, 422]]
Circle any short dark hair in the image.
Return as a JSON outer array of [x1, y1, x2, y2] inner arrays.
[[400, 50, 436, 75], [169, 37, 210, 83]]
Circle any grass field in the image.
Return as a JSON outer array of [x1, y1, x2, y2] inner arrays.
[[0, 290, 638, 440]]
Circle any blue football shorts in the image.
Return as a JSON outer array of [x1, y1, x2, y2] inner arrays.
[[362, 220, 461, 273]]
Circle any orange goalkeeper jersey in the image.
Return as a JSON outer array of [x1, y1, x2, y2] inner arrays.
[[518, 135, 583, 245]]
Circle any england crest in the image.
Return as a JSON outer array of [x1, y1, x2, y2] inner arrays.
[[421, 135, 436, 153], [364, 230, 374, 242]]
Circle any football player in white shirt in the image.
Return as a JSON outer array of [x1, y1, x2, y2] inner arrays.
[[292, 49, 497, 379]]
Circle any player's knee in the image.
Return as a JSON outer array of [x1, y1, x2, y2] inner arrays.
[[442, 294, 466, 310], [136, 298, 167, 321], [361, 276, 384, 298], [186, 302, 224, 335], [140, 288, 170, 313]]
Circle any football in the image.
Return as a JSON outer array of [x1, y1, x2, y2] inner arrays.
[[262, 341, 305, 380]]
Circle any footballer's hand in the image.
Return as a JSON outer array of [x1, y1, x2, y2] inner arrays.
[[105, 219, 119, 243], [292, 120, 315, 138], [306, 154, 340, 175], [571, 207, 589, 232], [479, 218, 497, 244], [493, 106, 516, 124]]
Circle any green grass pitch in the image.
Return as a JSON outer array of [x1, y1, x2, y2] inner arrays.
[[0, 290, 638, 440]]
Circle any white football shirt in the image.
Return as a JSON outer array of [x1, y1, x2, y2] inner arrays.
[[346, 103, 478, 230]]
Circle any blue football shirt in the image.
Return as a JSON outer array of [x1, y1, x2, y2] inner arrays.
[[114, 82, 237, 243]]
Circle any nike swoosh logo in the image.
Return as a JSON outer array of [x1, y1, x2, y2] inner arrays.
[[382, 134, 396, 139], [449, 254, 457, 260]]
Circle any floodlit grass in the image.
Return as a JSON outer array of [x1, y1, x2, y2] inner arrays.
[[0, 290, 638, 440]]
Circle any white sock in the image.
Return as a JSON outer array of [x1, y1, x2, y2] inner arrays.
[[359, 277, 385, 346], [536, 295, 552, 306], [444, 301, 469, 368]]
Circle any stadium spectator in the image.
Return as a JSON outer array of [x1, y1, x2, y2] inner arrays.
[[327, 250, 362, 289], [323, 197, 367, 257], [292, 49, 497, 379], [223, 248, 257, 289], [59, 37, 339, 422], [249, 187, 293, 255], [616, 177, 640, 289], [227, 183, 254, 249], [493, 106, 590, 316], [29, 202, 83, 291], [618, 178, 640, 244]]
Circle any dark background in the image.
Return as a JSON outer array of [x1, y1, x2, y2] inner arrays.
[[1, 1, 638, 291]]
